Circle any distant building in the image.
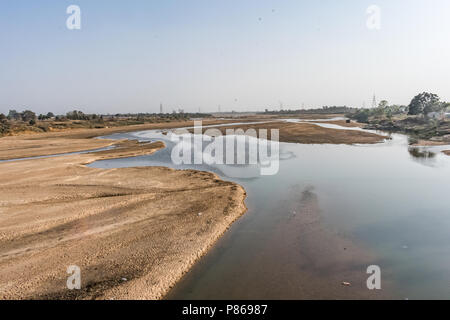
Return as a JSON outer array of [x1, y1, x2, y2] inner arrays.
[[427, 111, 445, 120]]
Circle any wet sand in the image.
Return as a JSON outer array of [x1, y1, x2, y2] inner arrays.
[[0, 134, 247, 299]]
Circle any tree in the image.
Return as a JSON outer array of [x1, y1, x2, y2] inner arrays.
[[7, 110, 21, 121], [378, 100, 388, 109], [442, 103, 450, 112], [21, 110, 36, 122], [408, 92, 440, 115], [46, 112, 55, 118], [385, 107, 393, 120], [0, 113, 10, 135], [424, 102, 444, 115], [353, 109, 370, 123], [67, 110, 89, 120]]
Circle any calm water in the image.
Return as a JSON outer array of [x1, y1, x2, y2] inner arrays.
[[89, 123, 450, 299]]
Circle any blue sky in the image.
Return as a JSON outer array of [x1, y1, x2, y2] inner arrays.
[[1, 0, 450, 114]]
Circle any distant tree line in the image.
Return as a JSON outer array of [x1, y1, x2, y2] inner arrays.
[[263, 106, 358, 115], [0, 108, 213, 136], [6, 109, 38, 124], [350, 92, 450, 123], [0, 109, 212, 123]]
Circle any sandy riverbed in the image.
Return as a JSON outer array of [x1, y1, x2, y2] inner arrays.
[[0, 119, 251, 160], [0, 133, 247, 299], [188, 121, 387, 144]]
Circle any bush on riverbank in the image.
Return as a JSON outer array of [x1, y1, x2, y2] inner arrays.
[[348, 92, 450, 142]]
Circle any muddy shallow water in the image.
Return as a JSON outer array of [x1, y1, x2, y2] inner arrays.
[[89, 123, 450, 299]]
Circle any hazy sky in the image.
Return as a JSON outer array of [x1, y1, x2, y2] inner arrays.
[[1, 0, 450, 114]]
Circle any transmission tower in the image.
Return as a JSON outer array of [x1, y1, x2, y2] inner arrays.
[[372, 95, 377, 109]]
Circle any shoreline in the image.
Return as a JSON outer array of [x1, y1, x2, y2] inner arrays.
[[356, 117, 450, 155], [0, 129, 248, 299], [410, 140, 450, 157]]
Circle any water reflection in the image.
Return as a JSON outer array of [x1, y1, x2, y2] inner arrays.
[[407, 147, 441, 168], [408, 147, 436, 159]]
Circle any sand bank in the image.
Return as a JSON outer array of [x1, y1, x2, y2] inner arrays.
[[0, 133, 247, 299], [0, 119, 250, 160], [188, 121, 387, 144]]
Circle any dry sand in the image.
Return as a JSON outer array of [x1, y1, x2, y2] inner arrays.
[[189, 121, 387, 144], [0, 132, 247, 299], [0, 119, 246, 160], [412, 139, 450, 146]]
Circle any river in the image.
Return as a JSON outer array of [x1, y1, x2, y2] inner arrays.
[[89, 121, 450, 299]]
